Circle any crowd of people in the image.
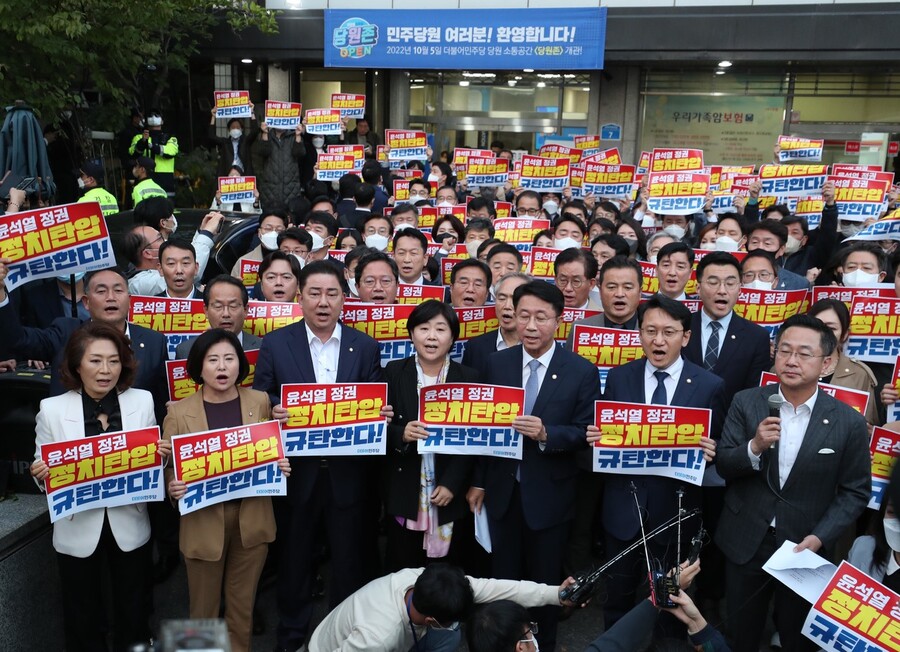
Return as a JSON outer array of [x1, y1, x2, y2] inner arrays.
[[5, 121, 900, 652]]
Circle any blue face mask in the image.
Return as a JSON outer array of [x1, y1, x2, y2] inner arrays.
[[57, 271, 86, 283]]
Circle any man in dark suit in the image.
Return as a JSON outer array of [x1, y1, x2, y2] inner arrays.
[[153, 239, 203, 300], [461, 272, 531, 378], [467, 281, 601, 652], [11, 274, 89, 327], [253, 260, 391, 652], [716, 314, 870, 652], [597, 295, 725, 630], [174, 275, 263, 359], [334, 173, 361, 224], [683, 251, 771, 606]]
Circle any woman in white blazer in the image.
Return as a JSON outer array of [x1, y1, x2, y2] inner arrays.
[[30, 321, 170, 652]]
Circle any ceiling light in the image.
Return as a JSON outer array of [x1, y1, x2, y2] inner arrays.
[[514, 76, 522, 81], [537, 82, 546, 88], [241, 58, 253, 64], [459, 81, 470, 87], [523, 68, 534, 73], [412, 78, 424, 83], [508, 80, 517, 86], [718, 60, 732, 68], [715, 70, 726, 75]]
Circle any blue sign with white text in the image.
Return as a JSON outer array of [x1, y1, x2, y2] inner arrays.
[[324, 9, 606, 70]]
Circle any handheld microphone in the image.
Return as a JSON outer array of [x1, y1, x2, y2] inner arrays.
[[767, 393, 784, 419]]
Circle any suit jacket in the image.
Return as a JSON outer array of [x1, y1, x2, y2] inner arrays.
[[0, 303, 169, 421], [342, 208, 373, 231], [601, 358, 726, 541], [477, 345, 601, 530], [35, 388, 156, 557], [715, 384, 870, 564], [683, 311, 771, 404], [163, 387, 276, 561], [174, 330, 264, 360], [460, 330, 502, 380], [154, 288, 204, 300], [253, 319, 383, 507], [383, 357, 479, 525]]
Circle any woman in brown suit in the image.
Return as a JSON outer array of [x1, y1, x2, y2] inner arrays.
[[164, 328, 290, 652]]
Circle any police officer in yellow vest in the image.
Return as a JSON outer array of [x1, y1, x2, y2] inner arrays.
[[128, 110, 178, 195], [131, 157, 167, 207], [76, 161, 119, 216]]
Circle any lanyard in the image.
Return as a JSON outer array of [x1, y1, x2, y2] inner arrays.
[[406, 593, 421, 652]]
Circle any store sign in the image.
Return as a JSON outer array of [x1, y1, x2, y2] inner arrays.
[[324, 8, 606, 70]]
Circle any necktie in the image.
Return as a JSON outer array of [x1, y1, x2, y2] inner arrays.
[[651, 370, 669, 405], [524, 359, 541, 415], [704, 321, 721, 371]]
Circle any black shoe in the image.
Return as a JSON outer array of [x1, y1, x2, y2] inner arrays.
[[153, 553, 180, 584]]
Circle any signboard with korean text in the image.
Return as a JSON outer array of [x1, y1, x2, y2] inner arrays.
[[802, 561, 900, 651], [0, 202, 115, 292], [341, 303, 416, 366], [647, 171, 710, 216], [582, 147, 621, 165], [830, 175, 891, 222], [528, 246, 561, 281], [242, 301, 303, 337], [777, 135, 824, 162], [237, 258, 260, 288], [305, 108, 342, 135], [165, 350, 260, 403], [172, 421, 286, 515], [583, 163, 635, 200], [331, 93, 366, 119], [217, 176, 256, 204], [869, 426, 900, 510], [385, 130, 428, 160], [758, 371, 869, 421], [555, 308, 601, 345], [417, 383, 524, 459], [264, 101, 302, 129], [649, 148, 704, 174], [324, 8, 606, 70], [810, 286, 897, 311], [888, 358, 900, 424], [572, 325, 644, 393], [396, 284, 445, 305], [326, 144, 365, 171], [464, 157, 509, 187], [733, 288, 807, 338], [128, 297, 209, 360], [450, 306, 499, 362], [519, 155, 570, 191], [759, 164, 828, 198], [41, 426, 164, 523], [847, 296, 900, 364], [281, 383, 387, 456], [493, 218, 551, 246], [214, 91, 251, 119], [317, 154, 358, 182], [591, 401, 711, 485], [539, 143, 582, 165]]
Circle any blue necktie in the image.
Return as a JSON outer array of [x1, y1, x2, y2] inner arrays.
[[704, 321, 721, 371], [524, 359, 541, 415], [651, 370, 669, 405]]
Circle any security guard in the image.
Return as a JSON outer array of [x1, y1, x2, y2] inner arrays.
[[128, 110, 178, 195], [131, 157, 167, 207], [76, 161, 119, 216]]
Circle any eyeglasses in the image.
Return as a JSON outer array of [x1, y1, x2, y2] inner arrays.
[[142, 235, 164, 252], [209, 301, 243, 313], [361, 276, 396, 288], [640, 327, 684, 339], [774, 347, 824, 362], [516, 313, 556, 326], [702, 277, 740, 290], [517, 208, 542, 217], [263, 273, 296, 284], [453, 278, 486, 289], [260, 225, 286, 233], [741, 271, 775, 282], [555, 276, 586, 289]]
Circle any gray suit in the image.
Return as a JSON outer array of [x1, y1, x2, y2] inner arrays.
[[174, 330, 263, 359], [715, 383, 869, 651]]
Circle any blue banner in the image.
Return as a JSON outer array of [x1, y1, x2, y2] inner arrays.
[[324, 8, 606, 70]]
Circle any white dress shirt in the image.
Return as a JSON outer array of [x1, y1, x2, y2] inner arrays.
[[699, 309, 734, 358], [306, 322, 341, 383], [643, 356, 685, 405], [522, 345, 556, 397], [747, 389, 817, 489]]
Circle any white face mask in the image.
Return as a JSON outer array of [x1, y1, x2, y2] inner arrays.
[[167, 215, 178, 234], [260, 231, 279, 250], [56, 271, 86, 283], [518, 634, 540, 652], [147, 115, 162, 127], [77, 178, 86, 190], [309, 231, 327, 251], [663, 224, 686, 240], [427, 174, 441, 184], [542, 200, 559, 215], [885, 517, 900, 552], [842, 269, 880, 287], [784, 236, 802, 255], [291, 253, 305, 269], [437, 201, 454, 208], [744, 279, 774, 291], [840, 222, 863, 238], [365, 233, 389, 251], [714, 236, 740, 252], [466, 240, 482, 259], [229, 128, 242, 139], [347, 277, 358, 296], [554, 237, 582, 251], [394, 223, 413, 233], [312, 137, 325, 149]]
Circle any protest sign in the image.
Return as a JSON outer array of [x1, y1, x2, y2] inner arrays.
[[571, 324, 644, 392], [647, 171, 710, 215], [493, 218, 551, 246], [591, 401, 711, 485], [305, 108, 343, 135], [417, 383, 524, 459], [464, 157, 509, 187], [583, 163, 636, 200], [582, 147, 622, 165], [759, 164, 828, 197], [0, 201, 115, 292], [539, 143, 582, 165], [758, 371, 869, 420], [264, 101, 302, 129], [172, 421, 286, 515], [217, 176, 256, 204], [396, 283, 446, 305], [386, 130, 428, 160], [281, 383, 387, 456], [237, 258, 260, 288], [830, 175, 891, 221], [41, 426, 164, 523], [129, 297, 209, 360], [528, 246, 562, 281], [869, 426, 900, 510], [242, 301, 303, 337], [450, 306, 499, 362], [555, 308, 601, 344], [214, 91, 251, 119], [733, 288, 807, 337], [317, 154, 358, 181], [649, 148, 704, 173], [519, 155, 570, 191], [331, 93, 366, 119], [777, 135, 824, 162], [341, 303, 416, 366], [847, 296, 900, 364]]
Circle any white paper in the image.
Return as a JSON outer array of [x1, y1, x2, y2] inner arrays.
[[763, 540, 838, 604], [474, 506, 492, 553]]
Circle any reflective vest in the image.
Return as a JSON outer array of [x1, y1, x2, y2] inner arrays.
[[78, 186, 119, 216], [129, 132, 179, 174], [132, 178, 167, 206]]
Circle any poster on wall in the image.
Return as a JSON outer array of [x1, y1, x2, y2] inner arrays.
[[641, 95, 785, 166]]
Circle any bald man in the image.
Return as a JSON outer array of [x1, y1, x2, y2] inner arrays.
[[123, 225, 167, 296]]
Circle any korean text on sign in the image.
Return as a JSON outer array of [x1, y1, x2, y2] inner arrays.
[[647, 171, 710, 216], [758, 371, 869, 420], [128, 296, 210, 361], [733, 288, 808, 338], [777, 135, 824, 163], [554, 308, 602, 345], [847, 296, 900, 364], [305, 108, 343, 135], [341, 303, 416, 366], [450, 306, 499, 362], [172, 420, 286, 515], [218, 176, 257, 204], [0, 201, 115, 292], [281, 383, 388, 456], [519, 155, 570, 191], [264, 100, 302, 129], [802, 560, 900, 651], [317, 154, 358, 182], [465, 157, 509, 187], [41, 426, 164, 523], [418, 383, 524, 459], [243, 300, 303, 337], [869, 426, 900, 510], [386, 130, 428, 161], [591, 400, 711, 485], [759, 165, 828, 198], [331, 93, 366, 119], [571, 324, 644, 393], [214, 91, 251, 119]]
